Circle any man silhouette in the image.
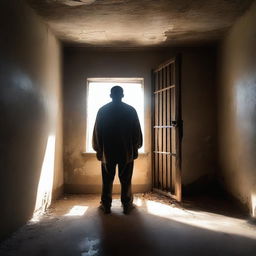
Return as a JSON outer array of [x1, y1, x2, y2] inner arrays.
[[93, 86, 142, 214]]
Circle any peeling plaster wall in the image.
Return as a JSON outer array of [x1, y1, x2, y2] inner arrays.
[[0, 0, 63, 240], [63, 47, 217, 193], [218, 1, 256, 216]]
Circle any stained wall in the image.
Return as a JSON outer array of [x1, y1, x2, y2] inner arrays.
[[0, 0, 63, 239]]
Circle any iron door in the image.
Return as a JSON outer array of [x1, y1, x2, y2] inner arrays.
[[152, 56, 182, 201]]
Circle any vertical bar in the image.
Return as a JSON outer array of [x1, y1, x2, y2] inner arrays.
[[171, 86, 176, 192], [174, 55, 182, 201], [172, 62, 177, 195], [154, 72, 158, 189], [170, 64, 176, 193], [171, 87, 176, 154], [159, 67, 162, 90], [166, 65, 170, 191], [155, 71, 158, 91], [167, 65, 171, 190], [154, 129, 158, 188], [165, 68, 168, 190], [171, 62, 175, 85], [157, 72, 161, 188], [167, 99, 171, 190], [159, 70, 163, 189], [171, 155, 176, 194], [155, 72, 159, 129], [167, 65, 170, 87], [169, 65, 173, 192], [161, 68, 164, 190], [158, 71, 161, 188], [162, 68, 167, 190]]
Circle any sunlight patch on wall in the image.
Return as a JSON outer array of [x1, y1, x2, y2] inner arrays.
[[251, 193, 256, 217], [34, 135, 56, 215]]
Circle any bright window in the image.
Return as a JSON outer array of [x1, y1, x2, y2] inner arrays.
[[86, 78, 144, 153]]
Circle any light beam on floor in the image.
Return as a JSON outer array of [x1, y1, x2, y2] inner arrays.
[[145, 199, 256, 239], [65, 205, 89, 216]]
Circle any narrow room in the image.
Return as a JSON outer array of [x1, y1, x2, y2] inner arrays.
[[1, 0, 256, 255]]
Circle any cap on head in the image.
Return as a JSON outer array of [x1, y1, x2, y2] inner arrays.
[[110, 86, 124, 100]]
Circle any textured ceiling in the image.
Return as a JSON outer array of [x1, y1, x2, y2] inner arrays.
[[27, 0, 253, 47]]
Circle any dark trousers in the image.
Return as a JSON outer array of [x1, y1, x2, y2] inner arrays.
[[101, 161, 134, 207]]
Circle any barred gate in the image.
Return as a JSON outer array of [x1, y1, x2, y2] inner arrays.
[[152, 56, 182, 201]]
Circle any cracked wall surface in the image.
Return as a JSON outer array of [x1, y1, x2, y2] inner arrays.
[[26, 0, 253, 46]]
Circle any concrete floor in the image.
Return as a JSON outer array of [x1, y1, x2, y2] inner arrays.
[[0, 193, 256, 256]]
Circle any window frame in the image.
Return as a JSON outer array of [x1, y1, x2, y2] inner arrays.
[[83, 77, 145, 154]]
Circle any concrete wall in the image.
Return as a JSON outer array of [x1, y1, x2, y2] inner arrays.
[[0, 0, 63, 240], [63, 47, 217, 193], [182, 49, 217, 185], [218, 1, 256, 216]]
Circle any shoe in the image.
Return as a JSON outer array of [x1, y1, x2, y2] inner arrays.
[[99, 204, 111, 214], [123, 204, 135, 214]]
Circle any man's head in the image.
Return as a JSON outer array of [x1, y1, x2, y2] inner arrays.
[[110, 86, 124, 101]]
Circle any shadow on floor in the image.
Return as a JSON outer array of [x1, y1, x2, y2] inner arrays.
[[182, 178, 249, 219], [98, 208, 156, 256], [97, 204, 256, 256], [0, 195, 256, 256]]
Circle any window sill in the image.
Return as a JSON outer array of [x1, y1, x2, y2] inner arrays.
[[81, 152, 149, 156]]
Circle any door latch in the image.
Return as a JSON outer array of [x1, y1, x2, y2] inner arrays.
[[171, 120, 178, 127]]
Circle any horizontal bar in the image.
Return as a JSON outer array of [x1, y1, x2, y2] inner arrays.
[[154, 85, 175, 94], [154, 151, 176, 156], [154, 125, 175, 128], [154, 59, 175, 72]]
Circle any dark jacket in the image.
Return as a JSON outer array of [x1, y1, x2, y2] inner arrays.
[[92, 101, 143, 163]]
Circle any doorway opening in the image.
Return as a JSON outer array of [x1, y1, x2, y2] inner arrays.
[[85, 78, 145, 153]]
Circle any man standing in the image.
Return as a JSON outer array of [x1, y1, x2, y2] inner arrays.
[[93, 86, 142, 214]]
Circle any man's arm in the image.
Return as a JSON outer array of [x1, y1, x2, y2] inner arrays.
[[92, 111, 103, 160]]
